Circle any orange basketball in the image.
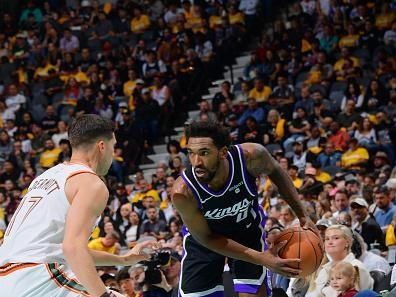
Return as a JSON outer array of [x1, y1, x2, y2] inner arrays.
[[274, 226, 324, 277]]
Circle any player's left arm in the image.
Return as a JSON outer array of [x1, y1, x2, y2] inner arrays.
[[241, 143, 312, 226]]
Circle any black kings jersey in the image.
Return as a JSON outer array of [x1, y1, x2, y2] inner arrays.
[[181, 145, 262, 238]]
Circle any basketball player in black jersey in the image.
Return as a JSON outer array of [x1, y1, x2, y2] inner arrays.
[[171, 121, 316, 297]]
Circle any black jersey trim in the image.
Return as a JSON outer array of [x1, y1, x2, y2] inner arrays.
[[181, 171, 202, 208]]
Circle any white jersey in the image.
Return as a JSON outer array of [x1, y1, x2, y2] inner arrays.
[[0, 163, 97, 266]]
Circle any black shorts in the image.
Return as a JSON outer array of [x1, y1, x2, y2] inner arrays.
[[179, 217, 271, 297]]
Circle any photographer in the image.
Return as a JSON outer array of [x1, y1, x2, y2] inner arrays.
[[129, 251, 181, 297]]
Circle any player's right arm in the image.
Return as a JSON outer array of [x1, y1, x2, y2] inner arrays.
[[63, 173, 112, 297], [171, 177, 301, 277]]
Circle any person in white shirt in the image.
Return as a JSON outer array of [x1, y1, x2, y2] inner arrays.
[[52, 120, 69, 147], [384, 21, 396, 47], [5, 84, 26, 114]]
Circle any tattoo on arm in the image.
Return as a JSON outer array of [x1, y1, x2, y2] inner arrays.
[[245, 143, 306, 219], [246, 144, 275, 177]]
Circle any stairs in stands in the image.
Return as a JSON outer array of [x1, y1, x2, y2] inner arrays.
[[140, 51, 254, 181]]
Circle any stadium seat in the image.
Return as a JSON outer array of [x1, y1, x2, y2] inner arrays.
[[330, 81, 347, 93], [322, 166, 342, 177], [329, 91, 345, 110], [370, 270, 391, 293]]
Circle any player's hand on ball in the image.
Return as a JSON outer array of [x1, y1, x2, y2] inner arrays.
[[263, 240, 302, 278], [300, 216, 320, 236]]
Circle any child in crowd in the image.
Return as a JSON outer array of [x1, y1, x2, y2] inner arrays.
[[329, 262, 359, 297]]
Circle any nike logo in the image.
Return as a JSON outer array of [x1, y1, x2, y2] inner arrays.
[[246, 223, 252, 228]]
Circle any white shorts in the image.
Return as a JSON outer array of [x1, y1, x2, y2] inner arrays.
[[0, 263, 90, 297]]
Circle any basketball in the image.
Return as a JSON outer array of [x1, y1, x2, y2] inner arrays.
[[274, 226, 324, 277]]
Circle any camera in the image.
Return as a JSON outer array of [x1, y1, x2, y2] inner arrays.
[[142, 251, 171, 284]]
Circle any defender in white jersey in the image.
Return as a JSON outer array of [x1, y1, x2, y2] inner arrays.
[[0, 115, 151, 297]]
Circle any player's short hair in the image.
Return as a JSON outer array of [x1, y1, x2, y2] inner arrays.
[[186, 121, 230, 149], [68, 114, 114, 149]]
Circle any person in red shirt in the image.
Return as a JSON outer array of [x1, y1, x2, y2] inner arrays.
[[328, 121, 350, 151]]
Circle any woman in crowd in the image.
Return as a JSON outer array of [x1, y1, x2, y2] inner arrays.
[[306, 225, 374, 297], [124, 211, 141, 248]]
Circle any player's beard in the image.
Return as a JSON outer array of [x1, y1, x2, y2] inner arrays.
[[195, 159, 220, 184]]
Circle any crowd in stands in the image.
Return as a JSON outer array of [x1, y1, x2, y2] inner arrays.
[[0, 0, 396, 296]]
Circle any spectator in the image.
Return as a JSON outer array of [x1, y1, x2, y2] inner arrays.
[[341, 138, 369, 170], [59, 28, 80, 54], [212, 81, 234, 113], [302, 225, 373, 297], [340, 81, 364, 111], [294, 85, 314, 116], [135, 88, 161, 147], [283, 107, 311, 151], [193, 100, 217, 122], [328, 121, 350, 151], [52, 121, 68, 147], [88, 230, 120, 255], [289, 137, 307, 172], [116, 268, 137, 297], [262, 109, 286, 145], [124, 211, 141, 248], [39, 139, 62, 170], [279, 205, 299, 228], [248, 77, 272, 104], [350, 197, 386, 251], [142, 51, 167, 81], [373, 186, 396, 231], [131, 179, 160, 204], [5, 84, 26, 114], [317, 142, 342, 168], [139, 206, 167, 240], [238, 116, 263, 144], [384, 21, 396, 47], [333, 190, 350, 218], [237, 98, 265, 126]]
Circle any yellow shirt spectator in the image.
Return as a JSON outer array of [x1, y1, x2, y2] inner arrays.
[[229, 12, 244, 25], [338, 34, 360, 48], [186, 16, 204, 33], [292, 177, 303, 189], [341, 147, 369, 169], [40, 147, 62, 169], [376, 12, 396, 30], [333, 57, 360, 72], [315, 171, 331, 183], [74, 71, 90, 85], [386, 224, 396, 247], [249, 86, 272, 103], [130, 179, 160, 203], [301, 39, 312, 53], [88, 236, 118, 254], [34, 64, 57, 79], [131, 14, 150, 34], [123, 80, 137, 97], [131, 189, 160, 203], [209, 15, 222, 29], [91, 226, 100, 240]]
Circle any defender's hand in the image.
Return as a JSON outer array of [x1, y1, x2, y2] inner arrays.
[[122, 240, 161, 265]]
